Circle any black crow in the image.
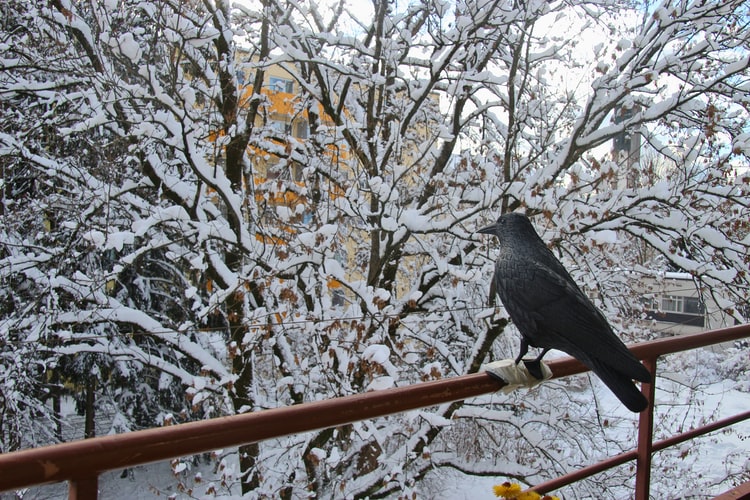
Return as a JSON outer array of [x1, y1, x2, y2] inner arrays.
[[478, 213, 651, 412]]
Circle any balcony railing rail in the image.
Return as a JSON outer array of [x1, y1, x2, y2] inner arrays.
[[1, 323, 748, 499]]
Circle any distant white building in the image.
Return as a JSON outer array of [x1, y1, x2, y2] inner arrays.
[[608, 108, 742, 336], [637, 272, 738, 335]]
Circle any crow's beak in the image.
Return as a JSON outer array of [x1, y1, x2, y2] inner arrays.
[[476, 223, 497, 235]]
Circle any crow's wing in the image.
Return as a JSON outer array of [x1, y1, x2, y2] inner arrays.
[[495, 257, 649, 382]]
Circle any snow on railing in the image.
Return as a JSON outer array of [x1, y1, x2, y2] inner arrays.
[[1, 323, 749, 500]]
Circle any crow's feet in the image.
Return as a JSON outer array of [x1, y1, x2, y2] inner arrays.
[[482, 358, 552, 394], [520, 358, 547, 380]]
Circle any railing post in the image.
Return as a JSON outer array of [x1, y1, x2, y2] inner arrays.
[[635, 357, 657, 500], [69, 476, 98, 500]]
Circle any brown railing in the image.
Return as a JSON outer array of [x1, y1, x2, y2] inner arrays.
[[1, 323, 749, 499]]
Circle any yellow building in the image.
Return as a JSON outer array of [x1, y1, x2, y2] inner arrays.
[[233, 61, 351, 302], [231, 58, 444, 304]]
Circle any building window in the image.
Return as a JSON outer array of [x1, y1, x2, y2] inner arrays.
[[661, 295, 681, 313], [269, 76, 294, 93], [270, 119, 292, 135], [682, 296, 704, 315], [295, 120, 309, 139], [264, 157, 303, 183], [661, 295, 704, 315], [332, 289, 345, 307], [644, 294, 705, 327], [290, 161, 303, 182]]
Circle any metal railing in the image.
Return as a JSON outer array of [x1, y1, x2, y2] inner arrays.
[[1, 323, 749, 499]]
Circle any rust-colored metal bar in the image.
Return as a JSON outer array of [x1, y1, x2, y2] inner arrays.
[[712, 479, 750, 499], [635, 357, 657, 500], [531, 447, 640, 493], [531, 409, 750, 494], [628, 323, 750, 359], [0, 370, 508, 492], [650, 409, 750, 453], [0, 323, 748, 495]]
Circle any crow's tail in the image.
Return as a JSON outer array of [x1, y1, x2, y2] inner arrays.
[[591, 361, 649, 413]]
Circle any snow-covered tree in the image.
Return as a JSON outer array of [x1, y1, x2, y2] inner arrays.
[[1, 0, 748, 497]]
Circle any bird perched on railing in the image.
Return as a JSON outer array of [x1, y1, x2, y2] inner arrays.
[[477, 212, 651, 412]]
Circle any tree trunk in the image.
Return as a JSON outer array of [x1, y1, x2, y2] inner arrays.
[[84, 378, 96, 439], [228, 288, 260, 493]]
